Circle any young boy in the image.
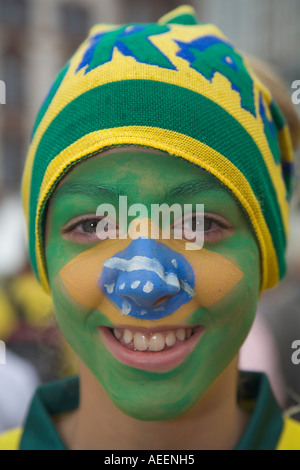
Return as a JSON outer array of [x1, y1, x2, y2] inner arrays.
[[1, 5, 300, 450]]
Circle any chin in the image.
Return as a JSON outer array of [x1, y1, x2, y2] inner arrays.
[[110, 395, 195, 422]]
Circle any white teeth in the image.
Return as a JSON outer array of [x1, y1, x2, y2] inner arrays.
[[123, 329, 133, 344], [114, 328, 122, 340], [165, 331, 176, 347], [113, 327, 195, 351], [148, 333, 165, 351], [176, 328, 186, 341], [133, 332, 148, 351]]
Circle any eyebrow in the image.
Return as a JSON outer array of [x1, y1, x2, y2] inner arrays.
[[51, 182, 123, 202], [164, 178, 226, 202], [52, 178, 225, 204]]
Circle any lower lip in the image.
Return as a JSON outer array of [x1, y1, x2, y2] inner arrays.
[[98, 326, 205, 373]]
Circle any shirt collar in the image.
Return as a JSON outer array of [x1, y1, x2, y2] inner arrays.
[[235, 371, 283, 450], [20, 375, 79, 450]]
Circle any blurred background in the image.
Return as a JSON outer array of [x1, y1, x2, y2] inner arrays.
[[0, 0, 299, 431]]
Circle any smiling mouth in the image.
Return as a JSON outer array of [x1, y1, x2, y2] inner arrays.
[[112, 326, 199, 351], [98, 325, 204, 372]]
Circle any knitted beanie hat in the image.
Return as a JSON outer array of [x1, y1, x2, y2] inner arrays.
[[21, 5, 294, 293]]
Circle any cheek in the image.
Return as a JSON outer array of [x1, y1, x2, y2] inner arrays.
[[185, 248, 244, 307], [45, 235, 126, 343], [195, 240, 260, 353], [181, 236, 260, 356], [55, 239, 133, 324]]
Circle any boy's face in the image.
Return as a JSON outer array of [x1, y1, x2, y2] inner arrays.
[[45, 149, 260, 421]]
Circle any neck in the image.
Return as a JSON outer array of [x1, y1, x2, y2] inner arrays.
[[56, 358, 250, 450]]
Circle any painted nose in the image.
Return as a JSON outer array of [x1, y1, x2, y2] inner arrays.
[[114, 265, 180, 308], [99, 238, 195, 320]]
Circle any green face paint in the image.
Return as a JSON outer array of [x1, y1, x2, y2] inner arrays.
[[45, 149, 260, 421]]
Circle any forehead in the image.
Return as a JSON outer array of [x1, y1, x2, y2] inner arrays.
[[54, 147, 234, 202]]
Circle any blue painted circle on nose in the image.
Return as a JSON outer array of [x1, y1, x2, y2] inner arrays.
[[99, 238, 195, 320]]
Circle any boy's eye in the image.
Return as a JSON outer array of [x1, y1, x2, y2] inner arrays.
[[61, 215, 118, 243], [189, 216, 212, 232], [172, 212, 233, 243], [80, 220, 99, 233]]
